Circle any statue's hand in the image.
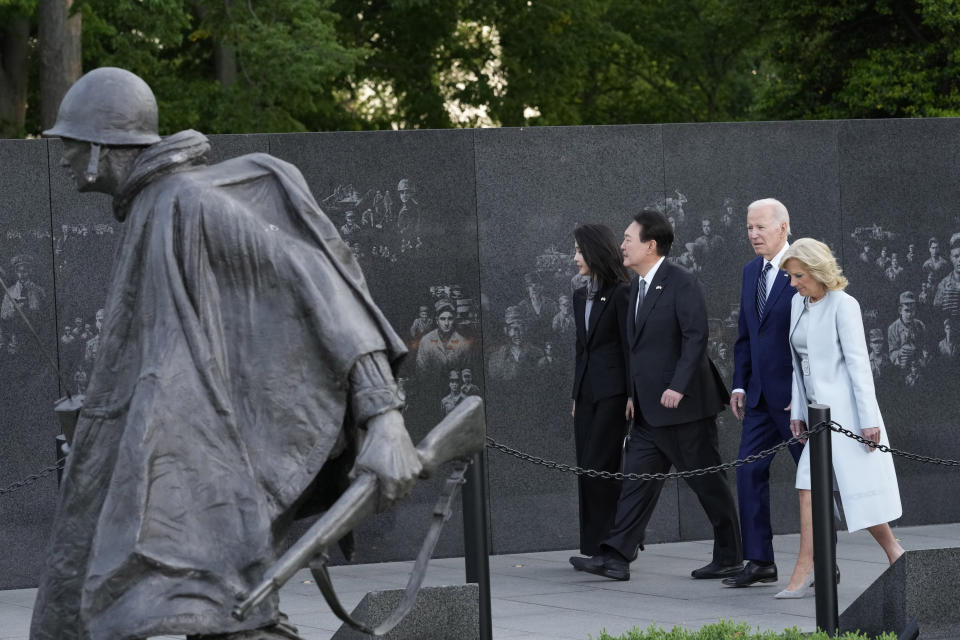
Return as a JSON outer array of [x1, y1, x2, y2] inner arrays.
[[351, 410, 422, 508]]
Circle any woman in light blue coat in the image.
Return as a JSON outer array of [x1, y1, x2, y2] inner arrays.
[[776, 238, 904, 599]]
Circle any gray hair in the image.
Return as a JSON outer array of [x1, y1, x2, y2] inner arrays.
[[747, 198, 791, 236]]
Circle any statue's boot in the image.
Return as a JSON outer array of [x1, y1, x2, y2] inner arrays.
[[187, 612, 302, 640]]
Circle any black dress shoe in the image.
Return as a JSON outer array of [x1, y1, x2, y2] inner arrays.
[[569, 553, 630, 581], [721, 561, 778, 587], [690, 560, 743, 579]]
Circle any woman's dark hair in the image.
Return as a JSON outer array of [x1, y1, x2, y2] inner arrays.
[[573, 224, 631, 290]]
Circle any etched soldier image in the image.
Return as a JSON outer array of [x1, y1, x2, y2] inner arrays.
[[923, 236, 950, 281], [713, 340, 734, 384], [552, 294, 575, 337], [860, 244, 871, 264], [409, 304, 434, 339], [460, 367, 481, 396], [488, 306, 543, 382], [84, 309, 105, 363], [0, 253, 47, 355], [537, 340, 561, 371], [938, 318, 958, 358], [919, 270, 936, 308], [440, 369, 465, 417], [933, 233, 960, 321], [868, 328, 889, 380], [396, 178, 420, 234], [903, 242, 920, 282], [888, 290, 928, 369], [885, 253, 903, 282], [339, 210, 360, 238], [516, 271, 558, 338], [450, 283, 479, 335], [1, 254, 45, 319], [720, 197, 736, 235], [695, 217, 723, 254], [415, 299, 470, 375], [677, 242, 701, 273], [875, 246, 890, 269]]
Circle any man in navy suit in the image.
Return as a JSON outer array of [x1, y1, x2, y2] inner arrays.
[[570, 209, 742, 581], [722, 198, 802, 587]]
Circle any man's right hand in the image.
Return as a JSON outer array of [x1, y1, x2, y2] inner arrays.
[[730, 391, 745, 421]]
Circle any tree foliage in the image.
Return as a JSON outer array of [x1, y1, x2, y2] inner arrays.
[[3, 0, 960, 138], [755, 0, 960, 119]]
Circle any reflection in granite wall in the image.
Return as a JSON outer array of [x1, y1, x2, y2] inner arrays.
[[0, 140, 60, 589], [268, 129, 482, 563], [2, 120, 960, 590]]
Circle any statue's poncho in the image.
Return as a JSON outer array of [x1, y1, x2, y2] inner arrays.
[[31, 131, 407, 640]]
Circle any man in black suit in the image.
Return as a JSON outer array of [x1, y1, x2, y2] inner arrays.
[[571, 209, 742, 581]]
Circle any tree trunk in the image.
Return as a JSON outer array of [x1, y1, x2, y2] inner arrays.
[[0, 15, 30, 138], [214, 41, 238, 87], [39, 0, 82, 130], [193, 0, 237, 87]]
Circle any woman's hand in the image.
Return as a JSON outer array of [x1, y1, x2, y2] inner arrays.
[[625, 397, 634, 421], [790, 419, 808, 444], [861, 427, 881, 453]]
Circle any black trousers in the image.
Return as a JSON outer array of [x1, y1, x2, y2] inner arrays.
[[573, 393, 628, 555], [602, 413, 742, 566]]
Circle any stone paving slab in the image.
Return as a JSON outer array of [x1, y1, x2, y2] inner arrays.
[[1, 523, 956, 639]]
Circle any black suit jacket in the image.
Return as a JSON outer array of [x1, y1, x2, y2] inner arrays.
[[627, 260, 729, 427], [572, 282, 631, 402]]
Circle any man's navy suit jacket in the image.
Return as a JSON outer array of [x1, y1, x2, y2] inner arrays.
[[732, 255, 796, 411]]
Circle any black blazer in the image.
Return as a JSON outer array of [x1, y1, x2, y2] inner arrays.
[[572, 282, 631, 402], [626, 260, 729, 426]]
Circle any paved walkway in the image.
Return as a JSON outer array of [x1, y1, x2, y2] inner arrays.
[[2, 523, 957, 639]]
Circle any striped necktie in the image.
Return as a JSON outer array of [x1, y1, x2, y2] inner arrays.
[[756, 262, 772, 319]]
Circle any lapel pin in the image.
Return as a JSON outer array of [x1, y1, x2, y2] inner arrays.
[[600, 297, 607, 302], [655, 285, 663, 290]]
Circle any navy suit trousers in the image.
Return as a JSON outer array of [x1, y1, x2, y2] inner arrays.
[[736, 395, 803, 563]]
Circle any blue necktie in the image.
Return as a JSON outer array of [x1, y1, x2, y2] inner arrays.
[[756, 262, 772, 319]]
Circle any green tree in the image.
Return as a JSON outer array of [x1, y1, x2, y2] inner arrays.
[[330, 0, 499, 129], [487, 0, 769, 126], [756, 0, 960, 119]]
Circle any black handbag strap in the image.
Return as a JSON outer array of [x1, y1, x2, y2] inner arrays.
[[309, 460, 469, 636]]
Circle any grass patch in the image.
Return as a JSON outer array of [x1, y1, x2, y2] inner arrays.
[[590, 620, 897, 639]]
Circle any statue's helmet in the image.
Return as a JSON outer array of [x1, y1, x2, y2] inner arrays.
[[43, 67, 161, 145]]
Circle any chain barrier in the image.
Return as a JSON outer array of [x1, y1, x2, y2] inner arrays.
[[485, 420, 960, 480], [3, 420, 957, 497], [0, 457, 66, 497]]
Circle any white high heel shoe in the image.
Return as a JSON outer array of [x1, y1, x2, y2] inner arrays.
[[774, 571, 815, 599]]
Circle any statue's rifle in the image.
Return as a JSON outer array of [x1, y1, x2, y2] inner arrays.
[[232, 396, 486, 636]]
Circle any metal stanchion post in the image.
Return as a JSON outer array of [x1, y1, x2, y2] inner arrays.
[[809, 403, 838, 637], [462, 450, 492, 640]]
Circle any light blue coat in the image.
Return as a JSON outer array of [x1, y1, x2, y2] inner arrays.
[[789, 290, 902, 532]]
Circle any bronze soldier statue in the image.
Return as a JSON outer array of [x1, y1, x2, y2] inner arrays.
[[33, 67, 426, 640]]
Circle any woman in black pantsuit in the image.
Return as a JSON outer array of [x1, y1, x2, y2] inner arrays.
[[571, 224, 632, 556]]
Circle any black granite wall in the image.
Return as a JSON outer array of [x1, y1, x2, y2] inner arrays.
[[2, 119, 959, 589]]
